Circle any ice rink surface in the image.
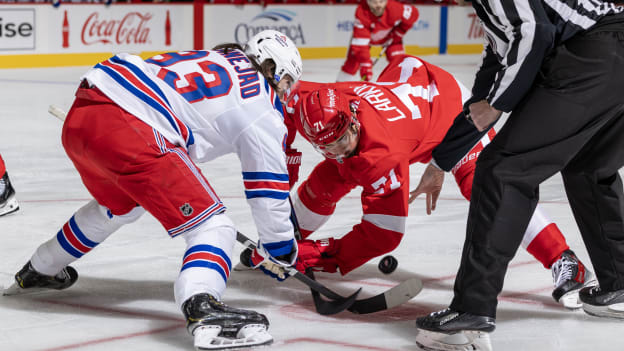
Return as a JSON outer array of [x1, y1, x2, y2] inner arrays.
[[1, 54, 623, 351]]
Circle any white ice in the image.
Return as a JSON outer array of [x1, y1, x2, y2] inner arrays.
[[1, 55, 623, 351]]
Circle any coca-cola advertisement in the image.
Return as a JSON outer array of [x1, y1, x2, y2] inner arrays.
[[56, 5, 184, 52]]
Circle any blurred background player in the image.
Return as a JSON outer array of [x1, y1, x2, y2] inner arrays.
[[7, 30, 302, 350], [283, 55, 593, 309], [337, 0, 418, 82], [0, 154, 19, 217]]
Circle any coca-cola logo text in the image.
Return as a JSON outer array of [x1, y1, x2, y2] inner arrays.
[[81, 12, 152, 45]]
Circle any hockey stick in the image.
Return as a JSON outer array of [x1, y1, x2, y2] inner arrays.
[[236, 231, 361, 315], [288, 198, 424, 314], [287, 197, 330, 314], [371, 43, 389, 68], [46, 105, 423, 313], [360, 44, 388, 82]]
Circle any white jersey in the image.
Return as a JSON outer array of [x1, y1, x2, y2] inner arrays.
[[82, 50, 294, 253]]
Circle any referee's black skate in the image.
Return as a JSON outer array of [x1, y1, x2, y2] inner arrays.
[[0, 172, 19, 217], [580, 285, 624, 319], [183, 293, 273, 350], [415, 308, 495, 351], [551, 250, 595, 309], [4, 261, 78, 296]]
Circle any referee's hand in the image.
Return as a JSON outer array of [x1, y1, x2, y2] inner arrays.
[[467, 100, 502, 131]]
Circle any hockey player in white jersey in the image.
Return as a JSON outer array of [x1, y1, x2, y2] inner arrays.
[[8, 30, 302, 350]]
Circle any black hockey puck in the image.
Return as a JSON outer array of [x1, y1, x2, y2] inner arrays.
[[378, 255, 398, 274]]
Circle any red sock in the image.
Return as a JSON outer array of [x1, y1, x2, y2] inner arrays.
[[526, 223, 569, 268]]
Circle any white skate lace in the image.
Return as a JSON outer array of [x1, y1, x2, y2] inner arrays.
[[552, 255, 576, 287]]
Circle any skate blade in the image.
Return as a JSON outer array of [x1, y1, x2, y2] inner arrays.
[[559, 291, 583, 309], [3, 282, 27, 296], [583, 302, 624, 319], [415, 329, 492, 351], [194, 324, 273, 350], [2, 282, 57, 297], [559, 277, 598, 309], [0, 196, 19, 217]]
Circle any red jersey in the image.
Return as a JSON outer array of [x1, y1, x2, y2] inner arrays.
[[286, 56, 465, 273], [350, 0, 418, 61]]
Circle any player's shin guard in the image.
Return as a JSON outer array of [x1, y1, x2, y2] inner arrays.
[[175, 213, 236, 310], [30, 200, 144, 276]]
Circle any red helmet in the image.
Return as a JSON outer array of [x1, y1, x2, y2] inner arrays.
[[300, 88, 355, 146]]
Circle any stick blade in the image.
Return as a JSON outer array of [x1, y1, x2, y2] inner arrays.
[[312, 287, 361, 316], [348, 277, 423, 314]]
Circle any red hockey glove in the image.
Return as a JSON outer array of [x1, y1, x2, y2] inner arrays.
[[295, 238, 340, 273], [286, 148, 302, 188], [385, 43, 406, 62], [359, 60, 373, 82]]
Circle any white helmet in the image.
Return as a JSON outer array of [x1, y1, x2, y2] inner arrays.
[[244, 30, 303, 84]]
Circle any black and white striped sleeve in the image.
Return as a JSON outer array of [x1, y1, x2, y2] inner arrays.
[[475, 0, 556, 112]]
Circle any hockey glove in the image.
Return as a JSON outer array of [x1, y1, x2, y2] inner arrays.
[[249, 241, 298, 282], [295, 238, 340, 274], [286, 148, 302, 188], [385, 43, 406, 62], [359, 60, 373, 82]]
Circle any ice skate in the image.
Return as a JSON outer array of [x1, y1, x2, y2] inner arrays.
[[415, 308, 495, 351], [580, 285, 624, 319], [551, 250, 596, 309], [0, 172, 19, 217], [3, 261, 78, 296], [183, 293, 273, 350]]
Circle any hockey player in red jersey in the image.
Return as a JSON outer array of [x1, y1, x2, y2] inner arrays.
[[286, 55, 595, 308], [337, 0, 419, 82], [0, 154, 19, 217]]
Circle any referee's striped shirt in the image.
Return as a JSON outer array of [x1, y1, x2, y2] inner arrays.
[[470, 0, 624, 112]]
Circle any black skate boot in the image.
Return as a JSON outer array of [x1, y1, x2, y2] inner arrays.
[[415, 308, 495, 351], [0, 172, 19, 217], [182, 293, 273, 350], [4, 261, 78, 295], [580, 285, 624, 319], [551, 250, 595, 309]]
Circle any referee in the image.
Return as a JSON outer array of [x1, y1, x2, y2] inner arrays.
[[413, 0, 624, 349]]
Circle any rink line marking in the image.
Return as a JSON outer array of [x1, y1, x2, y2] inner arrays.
[[319, 260, 537, 288], [499, 287, 561, 308], [37, 323, 184, 351], [37, 298, 183, 322], [279, 337, 398, 351]]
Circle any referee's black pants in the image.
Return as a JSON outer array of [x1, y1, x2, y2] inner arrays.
[[450, 21, 624, 318]]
